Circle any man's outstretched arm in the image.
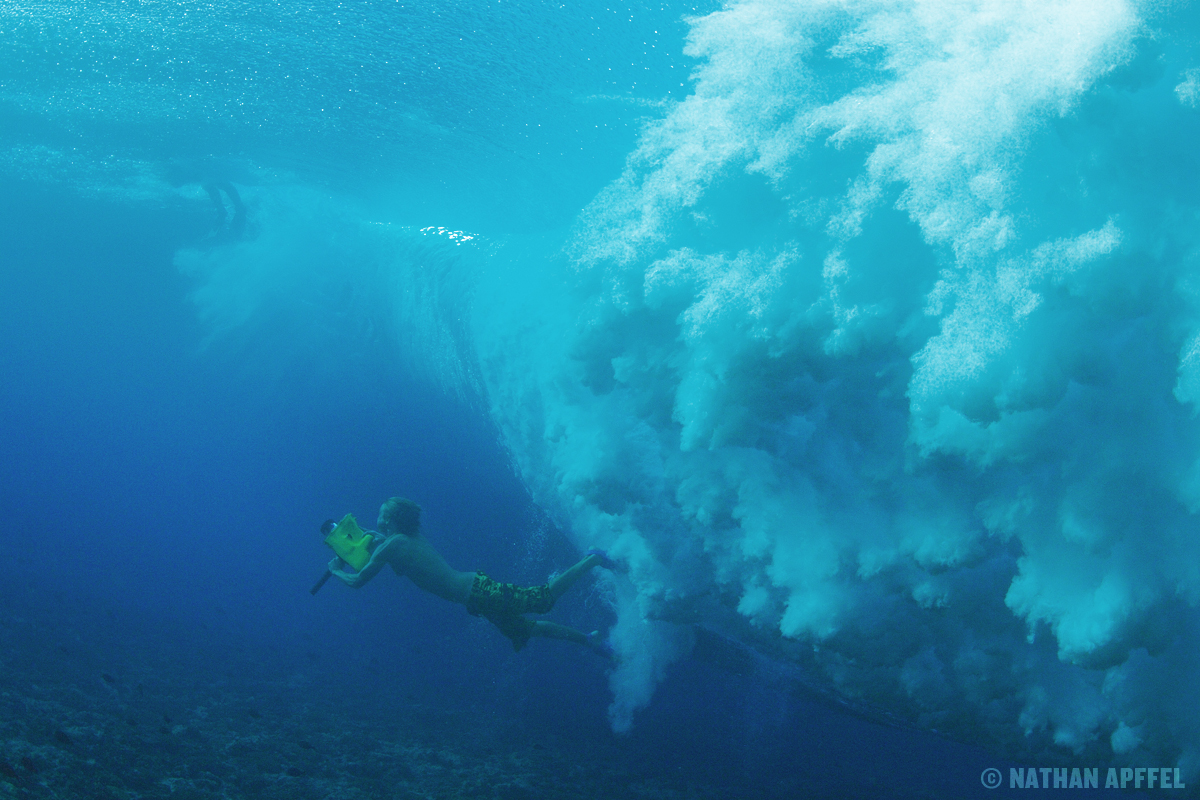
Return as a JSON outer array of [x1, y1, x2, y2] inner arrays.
[[329, 538, 394, 588]]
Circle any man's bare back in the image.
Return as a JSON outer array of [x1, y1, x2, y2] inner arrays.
[[372, 531, 475, 605]]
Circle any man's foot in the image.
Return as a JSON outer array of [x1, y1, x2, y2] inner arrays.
[[586, 630, 616, 661], [586, 548, 624, 572]]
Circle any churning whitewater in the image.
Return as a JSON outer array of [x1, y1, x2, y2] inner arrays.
[[472, 2, 1200, 771]]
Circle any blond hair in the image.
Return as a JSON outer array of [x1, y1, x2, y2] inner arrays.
[[378, 497, 421, 536]]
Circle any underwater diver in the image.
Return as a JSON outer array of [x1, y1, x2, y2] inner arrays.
[[202, 181, 247, 240], [161, 158, 250, 243], [315, 497, 619, 658]]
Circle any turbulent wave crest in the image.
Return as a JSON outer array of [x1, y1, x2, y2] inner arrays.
[[470, 0, 1200, 766]]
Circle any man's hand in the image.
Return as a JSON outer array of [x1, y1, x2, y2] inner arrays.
[[329, 541, 387, 589], [328, 557, 361, 587]]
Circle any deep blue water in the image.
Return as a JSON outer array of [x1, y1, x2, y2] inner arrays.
[[3, 1, 1199, 798]]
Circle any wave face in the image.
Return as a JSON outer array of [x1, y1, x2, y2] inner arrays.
[[469, 0, 1200, 765], [7, 0, 1200, 773]]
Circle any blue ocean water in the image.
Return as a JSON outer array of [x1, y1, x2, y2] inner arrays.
[[2, 1, 1198, 798]]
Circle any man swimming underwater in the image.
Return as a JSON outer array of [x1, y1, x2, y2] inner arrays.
[[325, 497, 618, 657]]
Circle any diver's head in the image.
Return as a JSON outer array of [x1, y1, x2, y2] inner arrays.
[[378, 497, 421, 536], [320, 519, 337, 536]]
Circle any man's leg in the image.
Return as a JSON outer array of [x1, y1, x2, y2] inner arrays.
[[530, 620, 589, 645], [547, 553, 602, 603], [530, 621, 613, 659]]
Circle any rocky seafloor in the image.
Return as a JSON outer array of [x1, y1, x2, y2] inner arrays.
[[0, 592, 779, 800], [0, 676, 743, 800], [0, 581, 994, 800]]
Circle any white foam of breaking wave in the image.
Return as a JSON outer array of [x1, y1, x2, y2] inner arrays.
[[473, 0, 1200, 770]]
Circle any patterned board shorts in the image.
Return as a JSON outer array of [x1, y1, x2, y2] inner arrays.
[[466, 573, 555, 651]]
